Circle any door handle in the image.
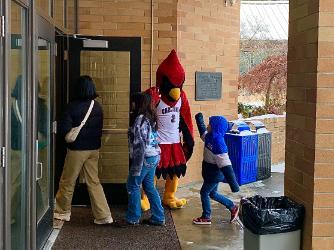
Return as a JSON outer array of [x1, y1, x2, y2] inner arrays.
[[1, 147, 6, 168], [35, 140, 43, 181], [36, 162, 43, 181], [52, 121, 57, 134]]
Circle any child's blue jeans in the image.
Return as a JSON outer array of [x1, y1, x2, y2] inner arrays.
[[126, 156, 165, 224], [200, 181, 234, 219]]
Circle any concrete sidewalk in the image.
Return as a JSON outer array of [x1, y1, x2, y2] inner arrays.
[[172, 173, 284, 249], [45, 173, 284, 249]]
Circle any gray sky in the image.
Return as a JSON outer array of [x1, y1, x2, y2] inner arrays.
[[240, 0, 289, 40]]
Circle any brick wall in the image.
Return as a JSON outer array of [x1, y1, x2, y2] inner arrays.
[[313, 0, 334, 248], [177, 0, 240, 185], [286, 0, 318, 247], [79, 0, 177, 90], [286, 0, 334, 249], [244, 115, 286, 165], [80, 51, 131, 183], [78, 1, 240, 185], [78, 0, 178, 184]]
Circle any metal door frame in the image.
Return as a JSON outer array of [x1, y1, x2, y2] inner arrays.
[[2, 0, 32, 249], [67, 36, 141, 205], [0, 0, 8, 248], [34, 14, 55, 249], [54, 30, 69, 195], [7, 1, 31, 249], [2, 0, 12, 248]]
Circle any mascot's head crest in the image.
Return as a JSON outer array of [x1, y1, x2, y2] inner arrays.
[[156, 49, 185, 88]]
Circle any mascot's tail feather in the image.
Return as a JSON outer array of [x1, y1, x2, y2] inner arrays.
[[156, 164, 187, 180]]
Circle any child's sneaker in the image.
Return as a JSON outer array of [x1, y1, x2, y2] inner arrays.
[[230, 205, 239, 223], [192, 217, 211, 225]]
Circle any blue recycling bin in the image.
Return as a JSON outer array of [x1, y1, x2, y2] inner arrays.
[[225, 121, 258, 185], [246, 120, 272, 181]]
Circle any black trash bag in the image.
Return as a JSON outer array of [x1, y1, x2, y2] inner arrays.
[[240, 195, 305, 235]]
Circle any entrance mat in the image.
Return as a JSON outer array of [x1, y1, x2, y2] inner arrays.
[[52, 206, 181, 250]]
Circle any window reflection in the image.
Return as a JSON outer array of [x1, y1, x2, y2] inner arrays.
[[54, 0, 65, 28], [67, 0, 76, 32], [10, 2, 26, 249], [36, 0, 51, 16], [36, 39, 51, 222]]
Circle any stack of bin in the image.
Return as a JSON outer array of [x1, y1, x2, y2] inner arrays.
[[225, 121, 258, 185], [246, 120, 272, 180]]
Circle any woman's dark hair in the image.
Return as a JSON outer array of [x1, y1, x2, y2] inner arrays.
[[130, 92, 143, 126], [74, 75, 98, 100], [131, 92, 157, 131]]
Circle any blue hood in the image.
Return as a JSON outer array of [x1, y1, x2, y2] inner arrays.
[[205, 116, 229, 154], [209, 116, 228, 136]]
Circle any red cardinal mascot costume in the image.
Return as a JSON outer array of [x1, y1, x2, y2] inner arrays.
[[142, 49, 194, 210]]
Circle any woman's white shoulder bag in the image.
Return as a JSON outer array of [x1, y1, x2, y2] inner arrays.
[[65, 100, 95, 143]]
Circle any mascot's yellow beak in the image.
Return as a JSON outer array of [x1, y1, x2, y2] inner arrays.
[[169, 88, 181, 101]]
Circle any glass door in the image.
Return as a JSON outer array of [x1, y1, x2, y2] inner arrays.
[[67, 37, 141, 205], [9, 2, 28, 249], [80, 50, 131, 182], [0, 1, 5, 248], [35, 15, 54, 248], [54, 32, 68, 195]]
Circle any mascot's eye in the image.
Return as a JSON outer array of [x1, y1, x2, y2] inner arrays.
[[162, 76, 173, 89]]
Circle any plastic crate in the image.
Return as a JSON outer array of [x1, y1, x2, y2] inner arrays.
[[247, 121, 272, 180], [257, 132, 272, 180], [225, 124, 258, 185]]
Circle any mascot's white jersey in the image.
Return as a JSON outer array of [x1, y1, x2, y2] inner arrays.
[[157, 98, 181, 144]]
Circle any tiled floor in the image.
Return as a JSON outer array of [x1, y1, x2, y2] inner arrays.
[[172, 173, 284, 250]]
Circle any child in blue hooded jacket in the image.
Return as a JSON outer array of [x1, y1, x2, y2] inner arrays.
[[193, 113, 240, 225]]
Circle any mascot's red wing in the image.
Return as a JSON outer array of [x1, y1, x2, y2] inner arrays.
[[179, 91, 194, 162], [180, 91, 193, 138]]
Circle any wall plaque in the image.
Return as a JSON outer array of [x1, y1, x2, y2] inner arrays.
[[195, 72, 222, 100]]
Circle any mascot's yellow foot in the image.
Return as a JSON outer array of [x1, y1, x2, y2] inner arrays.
[[163, 175, 186, 209], [141, 196, 150, 212], [163, 198, 187, 209]]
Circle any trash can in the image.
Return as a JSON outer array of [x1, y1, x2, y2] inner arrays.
[[224, 121, 258, 185], [240, 195, 305, 250], [246, 120, 272, 180]]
